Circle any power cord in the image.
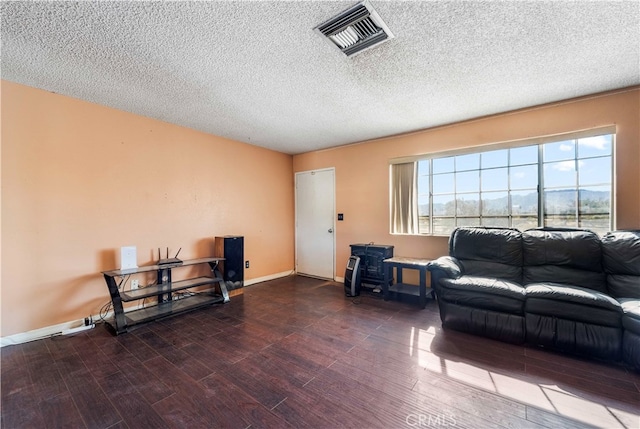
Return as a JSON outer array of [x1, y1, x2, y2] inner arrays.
[[99, 301, 113, 322]]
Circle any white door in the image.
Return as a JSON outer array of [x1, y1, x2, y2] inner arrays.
[[295, 169, 335, 279]]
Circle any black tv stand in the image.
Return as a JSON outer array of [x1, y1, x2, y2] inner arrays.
[[101, 257, 229, 335]]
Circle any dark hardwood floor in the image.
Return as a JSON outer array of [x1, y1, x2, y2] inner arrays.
[[2, 275, 639, 428]]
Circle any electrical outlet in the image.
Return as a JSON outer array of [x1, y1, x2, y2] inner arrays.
[[131, 279, 139, 290], [245, 261, 250, 269]]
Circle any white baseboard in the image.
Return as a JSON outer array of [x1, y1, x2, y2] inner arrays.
[[335, 276, 345, 283], [1, 270, 297, 347], [1, 319, 95, 347], [245, 270, 295, 286]]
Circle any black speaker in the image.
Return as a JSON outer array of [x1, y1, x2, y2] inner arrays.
[[215, 236, 244, 290]]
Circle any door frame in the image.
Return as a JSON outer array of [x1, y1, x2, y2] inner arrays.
[[294, 167, 336, 280]]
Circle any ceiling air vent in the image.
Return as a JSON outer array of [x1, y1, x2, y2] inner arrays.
[[315, 1, 394, 57]]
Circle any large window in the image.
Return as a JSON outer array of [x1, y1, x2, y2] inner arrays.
[[392, 131, 614, 236]]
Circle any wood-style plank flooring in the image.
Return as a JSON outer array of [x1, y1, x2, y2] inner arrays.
[[2, 275, 639, 428]]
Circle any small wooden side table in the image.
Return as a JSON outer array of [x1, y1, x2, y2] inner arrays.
[[382, 257, 433, 308]]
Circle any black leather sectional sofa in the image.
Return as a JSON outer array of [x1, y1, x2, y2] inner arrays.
[[429, 227, 640, 369]]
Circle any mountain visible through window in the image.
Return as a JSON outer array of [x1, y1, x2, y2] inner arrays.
[[402, 133, 613, 236]]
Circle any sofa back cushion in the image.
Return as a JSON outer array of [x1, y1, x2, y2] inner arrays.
[[522, 228, 606, 293], [601, 230, 640, 299], [449, 227, 523, 284]]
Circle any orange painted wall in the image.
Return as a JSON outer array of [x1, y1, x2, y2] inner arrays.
[[1, 81, 295, 337], [293, 87, 640, 279]]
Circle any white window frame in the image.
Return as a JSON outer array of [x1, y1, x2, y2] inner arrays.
[[390, 126, 616, 236]]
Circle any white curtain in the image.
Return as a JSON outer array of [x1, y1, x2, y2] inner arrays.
[[391, 162, 419, 234]]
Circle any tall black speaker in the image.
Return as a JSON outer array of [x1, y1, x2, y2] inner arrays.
[[215, 236, 244, 290]]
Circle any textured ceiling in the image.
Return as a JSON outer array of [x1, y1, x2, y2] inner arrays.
[[2, 1, 639, 155]]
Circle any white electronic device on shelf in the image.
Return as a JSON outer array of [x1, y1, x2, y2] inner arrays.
[[119, 246, 138, 270]]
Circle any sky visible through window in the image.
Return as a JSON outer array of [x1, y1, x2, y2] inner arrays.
[[416, 134, 613, 235]]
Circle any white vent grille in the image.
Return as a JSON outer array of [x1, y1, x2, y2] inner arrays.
[[315, 1, 394, 57]]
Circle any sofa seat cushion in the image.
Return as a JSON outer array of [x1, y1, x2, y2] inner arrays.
[[439, 276, 525, 314], [619, 298, 640, 334], [618, 299, 640, 369], [525, 283, 622, 327]]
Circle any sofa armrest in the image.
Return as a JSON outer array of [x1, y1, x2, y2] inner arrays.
[[429, 256, 463, 279]]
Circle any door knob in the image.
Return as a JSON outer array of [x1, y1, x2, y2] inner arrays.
[[328, 228, 334, 233]]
